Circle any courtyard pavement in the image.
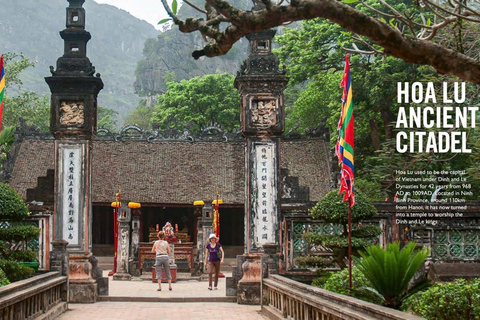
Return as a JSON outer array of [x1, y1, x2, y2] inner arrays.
[[55, 302, 266, 320], [55, 259, 268, 319]]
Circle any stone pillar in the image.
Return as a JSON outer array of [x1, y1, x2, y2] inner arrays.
[[45, 0, 103, 303], [234, 30, 288, 254], [113, 203, 132, 280], [129, 210, 141, 277], [234, 1, 288, 303]]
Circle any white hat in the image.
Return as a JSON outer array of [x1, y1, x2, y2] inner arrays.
[[208, 233, 217, 240]]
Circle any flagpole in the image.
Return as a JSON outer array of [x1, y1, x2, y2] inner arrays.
[[348, 198, 352, 289]]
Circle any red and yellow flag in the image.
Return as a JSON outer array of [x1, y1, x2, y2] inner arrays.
[[213, 190, 220, 237], [335, 54, 355, 207], [0, 54, 4, 130]]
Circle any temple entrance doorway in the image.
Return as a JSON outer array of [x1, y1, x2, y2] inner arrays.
[[92, 204, 244, 258]]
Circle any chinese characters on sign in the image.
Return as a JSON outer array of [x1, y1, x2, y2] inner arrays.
[[254, 143, 277, 247], [62, 147, 81, 245]]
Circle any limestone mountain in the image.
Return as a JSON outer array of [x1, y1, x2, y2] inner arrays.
[[133, 0, 252, 100], [0, 0, 159, 125]]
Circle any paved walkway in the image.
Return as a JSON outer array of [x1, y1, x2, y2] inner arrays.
[[56, 302, 266, 320], [55, 264, 268, 319], [104, 269, 233, 299]]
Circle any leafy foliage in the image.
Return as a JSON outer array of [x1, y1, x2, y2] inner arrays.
[[355, 242, 431, 309], [7, 250, 37, 263], [151, 73, 240, 132], [303, 233, 374, 249], [309, 190, 377, 224], [97, 106, 119, 132], [0, 226, 40, 242], [313, 266, 381, 304], [2, 53, 49, 132], [0, 126, 16, 171], [293, 256, 333, 268], [275, 18, 480, 199], [351, 225, 383, 238], [0, 260, 34, 283], [124, 102, 155, 130], [0, 183, 30, 220], [0, 267, 10, 287], [402, 278, 480, 320], [0, 183, 39, 282], [302, 190, 380, 269]]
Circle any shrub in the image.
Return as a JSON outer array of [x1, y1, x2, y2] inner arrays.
[[0, 183, 30, 221], [0, 267, 10, 287], [0, 260, 34, 282], [356, 242, 431, 309], [403, 278, 480, 320], [0, 182, 39, 282], [0, 225, 40, 242], [8, 250, 37, 262], [304, 190, 381, 269], [293, 256, 333, 268], [309, 190, 377, 224], [312, 266, 381, 304]]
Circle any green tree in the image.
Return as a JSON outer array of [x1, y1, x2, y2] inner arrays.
[[161, 0, 480, 85], [97, 106, 119, 132], [275, 18, 480, 199], [2, 53, 49, 132], [0, 126, 16, 171], [151, 73, 240, 133], [0, 183, 40, 283], [124, 102, 156, 130], [356, 241, 431, 309], [301, 190, 382, 269]]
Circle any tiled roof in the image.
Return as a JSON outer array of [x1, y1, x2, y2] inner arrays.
[[9, 138, 331, 204]]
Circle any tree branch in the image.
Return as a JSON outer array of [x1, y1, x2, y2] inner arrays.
[[183, 0, 207, 14], [161, 0, 480, 85]]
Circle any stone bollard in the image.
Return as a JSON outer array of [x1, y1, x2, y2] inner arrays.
[[262, 243, 279, 278], [89, 255, 109, 296], [50, 239, 69, 303], [237, 253, 262, 305], [69, 252, 97, 303]]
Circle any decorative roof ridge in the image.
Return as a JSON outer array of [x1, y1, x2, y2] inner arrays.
[[12, 122, 331, 143]]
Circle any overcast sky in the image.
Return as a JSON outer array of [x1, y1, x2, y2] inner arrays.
[[93, 0, 176, 29]]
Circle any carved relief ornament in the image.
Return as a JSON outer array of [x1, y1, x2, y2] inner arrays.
[[59, 101, 85, 126], [250, 98, 277, 128]]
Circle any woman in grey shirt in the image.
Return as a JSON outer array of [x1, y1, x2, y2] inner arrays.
[[151, 231, 172, 291]]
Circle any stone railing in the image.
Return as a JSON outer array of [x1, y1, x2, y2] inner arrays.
[[262, 275, 425, 320], [0, 272, 68, 319]]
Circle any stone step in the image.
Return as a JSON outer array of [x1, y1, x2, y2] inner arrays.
[[97, 296, 237, 303]]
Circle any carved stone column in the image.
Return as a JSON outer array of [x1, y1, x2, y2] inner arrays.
[[113, 203, 132, 280], [45, 0, 104, 303], [235, 29, 288, 254], [129, 209, 141, 277], [194, 201, 214, 275], [233, 9, 288, 304]]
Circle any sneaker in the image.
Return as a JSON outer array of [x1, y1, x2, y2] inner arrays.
[[208, 286, 212, 290], [214, 287, 218, 290]]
